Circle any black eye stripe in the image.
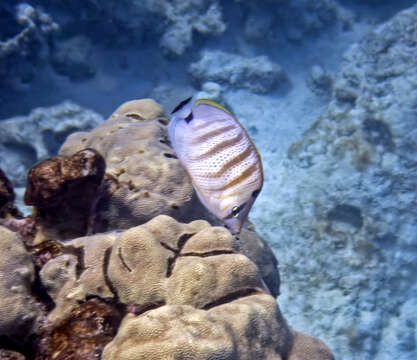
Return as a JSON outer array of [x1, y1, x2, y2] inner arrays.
[[171, 97, 192, 114], [185, 112, 193, 123]]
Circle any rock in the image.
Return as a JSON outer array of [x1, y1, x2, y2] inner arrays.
[[50, 35, 95, 80], [0, 3, 59, 91], [195, 81, 223, 102], [35, 298, 122, 360], [189, 50, 287, 94], [155, 1, 226, 57], [0, 101, 103, 187], [0, 168, 19, 218], [24, 148, 105, 243], [0, 350, 25, 360], [59, 98, 210, 232], [252, 5, 417, 359], [307, 64, 333, 97], [0, 226, 43, 340]]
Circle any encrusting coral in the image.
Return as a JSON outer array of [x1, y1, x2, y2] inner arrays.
[[0, 98, 334, 359]]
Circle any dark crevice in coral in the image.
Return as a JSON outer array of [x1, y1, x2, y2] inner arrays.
[[159, 241, 177, 253], [202, 288, 260, 310], [181, 249, 235, 258], [31, 266, 55, 313], [127, 300, 165, 316], [177, 233, 193, 249], [163, 232, 194, 278], [103, 247, 119, 301], [65, 245, 85, 279], [158, 118, 169, 126], [0, 335, 35, 360], [118, 247, 132, 272], [166, 255, 176, 277]]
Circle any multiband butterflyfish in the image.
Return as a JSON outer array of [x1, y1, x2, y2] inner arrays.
[[169, 97, 263, 235]]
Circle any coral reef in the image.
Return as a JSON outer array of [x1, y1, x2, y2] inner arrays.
[[59, 98, 210, 232], [242, 0, 353, 42], [0, 101, 103, 187], [0, 3, 58, 91], [252, 4, 417, 359], [154, 0, 226, 57], [0, 97, 334, 358], [190, 50, 287, 94]]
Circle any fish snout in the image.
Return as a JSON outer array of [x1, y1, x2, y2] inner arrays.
[[223, 217, 243, 236]]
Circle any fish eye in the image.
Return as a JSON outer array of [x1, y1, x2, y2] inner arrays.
[[232, 206, 239, 218]]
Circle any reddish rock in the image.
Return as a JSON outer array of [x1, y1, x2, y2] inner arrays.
[[24, 149, 105, 242], [35, 298, 122, 360]]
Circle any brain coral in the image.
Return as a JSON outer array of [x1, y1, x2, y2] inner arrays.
[[38, 215, 332, 359], [0, 226, 43, 340], [59, 98, 210, 232]]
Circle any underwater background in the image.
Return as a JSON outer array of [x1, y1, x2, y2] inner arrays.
[[1, 0, 417, 359]]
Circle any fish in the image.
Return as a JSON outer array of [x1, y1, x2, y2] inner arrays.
[[169, 97, 263, 235]]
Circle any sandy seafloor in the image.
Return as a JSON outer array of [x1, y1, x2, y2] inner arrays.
[[1, 0, 417, 359]]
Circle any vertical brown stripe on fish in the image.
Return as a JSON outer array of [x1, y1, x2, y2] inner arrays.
[[207, 145, 254, 178], [191, 132, 244, 160], [192, 124, 237, 144], [218, 161, 259, 189]]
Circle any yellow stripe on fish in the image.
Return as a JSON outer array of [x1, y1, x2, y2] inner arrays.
[[169, 97, 263, 235]]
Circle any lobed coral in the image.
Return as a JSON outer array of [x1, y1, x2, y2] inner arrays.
[[37, 215, 332, 359], [0, 226, 43, 341]]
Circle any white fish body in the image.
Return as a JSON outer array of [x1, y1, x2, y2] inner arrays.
[[169, 97, 263, 235]]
